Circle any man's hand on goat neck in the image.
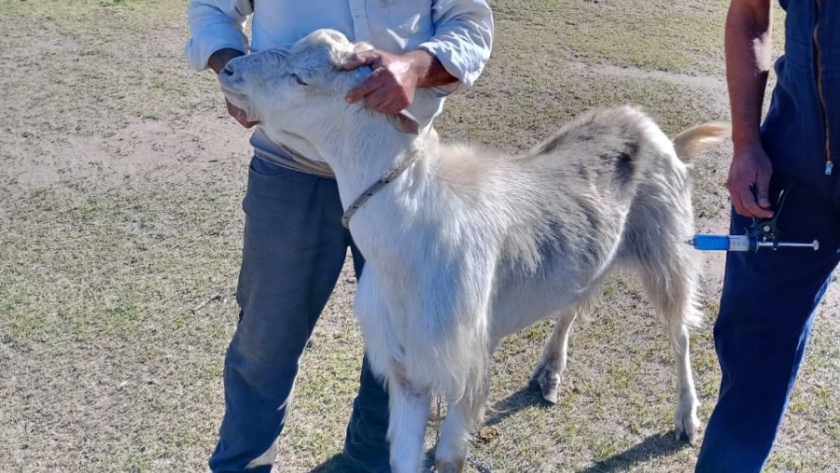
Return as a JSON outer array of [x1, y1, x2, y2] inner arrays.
[[209, 48, 261, 129], [342, 49, 457, 115]]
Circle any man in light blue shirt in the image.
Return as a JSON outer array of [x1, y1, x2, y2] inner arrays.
[[185, 2, 493, 472]]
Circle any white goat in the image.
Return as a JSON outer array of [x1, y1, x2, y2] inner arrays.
[[219, 29, 727, 473]]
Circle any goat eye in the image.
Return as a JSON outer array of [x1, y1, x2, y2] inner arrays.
[[291, 73, 307, 86]]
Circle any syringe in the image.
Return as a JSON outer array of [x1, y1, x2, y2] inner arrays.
[[688, 186, 819, 252], [687, 234, 819, 252]]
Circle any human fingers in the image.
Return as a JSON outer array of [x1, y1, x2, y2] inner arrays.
[[727, 176, 773, 219], [340, 49, 380, 71], [363, 85, 410, 115], [753, 171, 772, 210], [346, 70, 385, 104], [729, 186, 760, 218]]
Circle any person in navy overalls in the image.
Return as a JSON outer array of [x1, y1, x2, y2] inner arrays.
[[696, 1, 840, 471]]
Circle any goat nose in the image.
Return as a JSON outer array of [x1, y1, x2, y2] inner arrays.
[[222, 63, 235, 76]]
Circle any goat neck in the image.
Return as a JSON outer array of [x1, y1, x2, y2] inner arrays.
[[316, 111, 427, 215]]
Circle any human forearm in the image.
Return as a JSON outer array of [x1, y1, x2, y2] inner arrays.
[[725, 0, 773, 154], [405, 49, 458, 88], [723, 0, 775, 218], [184, 0, 252, 71], [417, 0, 494, 88], [186, 0, 255, 127]]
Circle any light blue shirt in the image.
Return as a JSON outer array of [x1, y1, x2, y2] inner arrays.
[[185, 0, 494, 166]]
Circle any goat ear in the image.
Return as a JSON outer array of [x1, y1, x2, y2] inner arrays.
[[389, 110, 420, 135]]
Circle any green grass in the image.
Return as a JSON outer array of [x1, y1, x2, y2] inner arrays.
[[492, 0, 730, 74]]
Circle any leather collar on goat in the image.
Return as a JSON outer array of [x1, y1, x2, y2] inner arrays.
[[341, 150, 422, 229]]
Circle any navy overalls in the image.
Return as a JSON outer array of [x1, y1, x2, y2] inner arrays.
[[695, 1, 840, 471]]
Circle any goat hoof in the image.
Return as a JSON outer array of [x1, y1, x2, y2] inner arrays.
[[675, 411, 700, 446], [675, 426, 698, 446], [541, 384, 559, 404], [529, 362, 560, 404], [434, 459, 465, 473]]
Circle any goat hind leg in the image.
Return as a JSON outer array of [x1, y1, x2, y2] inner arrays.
[[669, 321, 700, 445], [529, 310, 577, 404], [640, 262, 701, 445]]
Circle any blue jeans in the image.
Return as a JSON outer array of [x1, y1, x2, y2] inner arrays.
[[695, 177, 840, 472], [208, 157, 391, 473]]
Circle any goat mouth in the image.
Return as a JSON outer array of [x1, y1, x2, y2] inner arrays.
[[219, 87, 251, 108]]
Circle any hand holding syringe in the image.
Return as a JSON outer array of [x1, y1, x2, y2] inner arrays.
[[687, 186, 820, 252]]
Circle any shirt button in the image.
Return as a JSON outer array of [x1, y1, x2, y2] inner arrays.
[[354, 9, 361, 17]]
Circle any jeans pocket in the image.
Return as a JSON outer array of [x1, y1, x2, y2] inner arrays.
[[243, 157, 304, 217]]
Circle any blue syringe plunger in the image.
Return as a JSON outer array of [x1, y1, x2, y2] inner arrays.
[[688, 234, 753, 252]]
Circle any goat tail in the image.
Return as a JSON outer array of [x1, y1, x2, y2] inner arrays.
[[672, 122, 730, 163]]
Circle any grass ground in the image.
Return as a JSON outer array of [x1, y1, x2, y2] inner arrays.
[[1, 1, 838, 472]]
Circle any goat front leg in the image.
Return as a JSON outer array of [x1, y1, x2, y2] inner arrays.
[[434, 376, 490, 473], [529, 310, 578, 404], [388, 365, 432, 473]]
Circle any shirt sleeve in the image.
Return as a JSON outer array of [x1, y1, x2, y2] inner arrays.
[[417, 0, 494, 88], [184, 0, 254, 71]]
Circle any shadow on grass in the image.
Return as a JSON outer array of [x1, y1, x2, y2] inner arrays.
[[308, 453, 356, 473], [308, 389, 690, 473], [303, 388, 543, 473], [485, 386, 551, 427], [484, 387, 692, 473], [575, 432, 692, 473], [308, 451, 438, 473]]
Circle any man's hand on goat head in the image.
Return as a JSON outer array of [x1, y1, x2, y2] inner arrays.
[[210, 48, 261, 129], [342, 49, 424, 115]]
